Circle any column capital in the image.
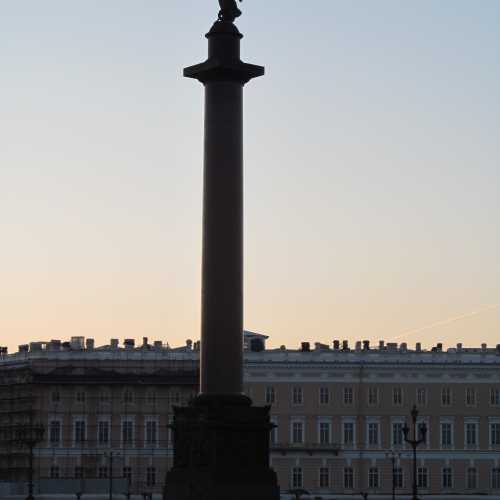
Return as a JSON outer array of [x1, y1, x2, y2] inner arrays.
[[184, 21, 264, 84]]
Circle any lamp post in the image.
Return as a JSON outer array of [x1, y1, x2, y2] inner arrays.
[[14, 421, 45, 500], [385, 450, 401, 500], [402, 405, 427, 500], [104, 451, 120, 500]]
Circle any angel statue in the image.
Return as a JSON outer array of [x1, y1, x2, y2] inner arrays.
[[218, 0, 242, 23]]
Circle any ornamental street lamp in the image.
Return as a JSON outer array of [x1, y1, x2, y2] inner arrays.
[[385, 449, 401, 500], [402, 405, 427, 500], [13, 421, 45, 500]]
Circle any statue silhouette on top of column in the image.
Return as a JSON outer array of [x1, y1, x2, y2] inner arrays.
[[218, 0, 242, 23]]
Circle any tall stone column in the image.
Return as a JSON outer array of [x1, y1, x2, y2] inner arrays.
[[163, 6, 279, 500], [190, 19, 263, 396]]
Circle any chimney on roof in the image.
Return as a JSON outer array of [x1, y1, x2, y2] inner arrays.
[[142, 337, 149, 348], [301, 342, 310, 352], [49, 340, 61, 351], [363, 340, 370, 351], [29, 342, 42, 352], [400, 343, 407, 352], [0, 347, 8, 355], [379, 340, 385, 350], [342, 340, 349, 351], [250, 338, 265, 352], [333, 340, 340, 350], [19, 345, 29, 353], [70, 336, 84, 350], [110, 339, 119, 349], [481, 343, 487, 352], [496, 344, 500, 355], [436, 343, 443, 352], [124, 339, 135, 349], [456, 343, 463, 352], [415, 342, 422, 352], [62, 342, 71, 351], [194, 341, 200, 351], [315, 342, 329, 351], [86, 338, 94, 350], [154, 341, 163, 350], [186, 339, 193, 350], [355, 341, 361, 352]]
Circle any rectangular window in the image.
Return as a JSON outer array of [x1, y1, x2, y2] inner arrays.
[[343, 422, 354, 446], [368, 467, 379, 489], [491, 388, 500, 407], [392, 422, 404, 447], [99, 390, 110, 404], [319, 387, 330, 405], [292, 421, 304, 444], [167, 414, 173, 445], [394, 467, 403, 489], [74, 420, 86, 445], [49, 421, 61, 446], [490, 423, 500, 446], [441, 387, 452, 406], [343, 387, 353, 406], [98, 466, 108, 479], [441, 422, 453, 448], [418, 418, 429, 446], [466, 387, 476, 406], [292, 467, 303, 488], [344, 467, 354, 489], [146, 390, 156, 405], [319, 422, 330, 444], [417, 467, 428, 489], [145, 420, 158, 447], [50, 466, 60, 479], [123, 467, 132, 482], [292, 387, 303, 405], [319, 467, 329, 488], [368, 422, 379, 446], [492, 468, 500, 489], [98, 421, 110, 446], [466, 467, 477, 489], [265, 386, 275, 404], [368, 387, 378, 406], [416, 388, 427, 406], [465, 422, 477, 447], [123, 389, 134, 404], [442, 467, 453, 489], [393, 387, 403, 406], [75, 391, 86, 403], [146, 467, 156, 486], [122, 420, 134, 445], [270, 417, 278, 445]]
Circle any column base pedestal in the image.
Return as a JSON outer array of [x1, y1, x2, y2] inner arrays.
[[164, 394, 280, 500]]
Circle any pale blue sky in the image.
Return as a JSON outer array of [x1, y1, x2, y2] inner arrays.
[[1, 1, 499, 351]]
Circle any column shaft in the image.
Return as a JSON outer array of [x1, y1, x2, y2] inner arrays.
[[201, 81, 244, 395]]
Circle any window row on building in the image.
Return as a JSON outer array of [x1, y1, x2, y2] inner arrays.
[[47, 464, 157, 486], [270, 417, 500, 449], [288, 465, 500, 491], [48, 417, 169, 447], [50, 389, 191, 406], [264, 385, 500, 407]]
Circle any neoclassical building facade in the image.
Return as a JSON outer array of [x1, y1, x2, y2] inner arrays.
[[0, 333, 499, 497]]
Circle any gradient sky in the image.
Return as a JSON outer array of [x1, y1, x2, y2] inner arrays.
[[1, 1, 499, 353]]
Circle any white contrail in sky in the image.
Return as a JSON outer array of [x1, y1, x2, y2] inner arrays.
[[394, 303, 500, 341]]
